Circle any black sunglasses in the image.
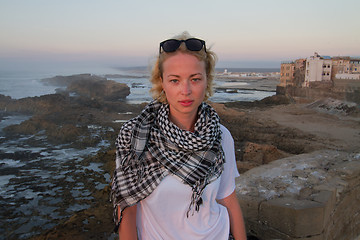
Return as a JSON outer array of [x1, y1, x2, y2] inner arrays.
[[159, 38, 206, 54]]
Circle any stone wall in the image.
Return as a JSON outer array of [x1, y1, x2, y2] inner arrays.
[[276, 85, 360, 104], [235, 150, 360, 240]]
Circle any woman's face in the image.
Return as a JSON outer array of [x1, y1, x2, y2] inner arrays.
[[161, 52, 207, 124]]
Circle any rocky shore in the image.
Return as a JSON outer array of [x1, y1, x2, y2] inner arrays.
[[1, 74, 359, 239]]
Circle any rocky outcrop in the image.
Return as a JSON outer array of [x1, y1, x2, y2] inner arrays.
[[67, 78, 130, 101], [0, 94, 68, 114], [236, 150, 360, 240], [41, 74, 106, 87], [28, 150, 117, 240], [211, 100, 330, 173], [1, 94, 142, 149], [42, 74, 130, 100]]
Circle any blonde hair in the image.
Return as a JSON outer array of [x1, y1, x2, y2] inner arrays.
[[149, 32, 217, 103]]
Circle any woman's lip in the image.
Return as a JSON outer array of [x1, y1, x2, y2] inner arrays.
[[179, 100, 194, 106]]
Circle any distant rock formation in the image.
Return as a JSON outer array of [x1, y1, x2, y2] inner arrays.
[[41, 73, 105, 86], [42, 74, 130, 101]]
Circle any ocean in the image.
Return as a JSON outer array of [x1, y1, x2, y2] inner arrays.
[[0, 66, 278, 239]]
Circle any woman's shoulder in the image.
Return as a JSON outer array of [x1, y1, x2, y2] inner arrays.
[[220, 124, 235, 147], [119, 117, 137, 132], [119, 100, 160, 135], [220, 124, 232, 138], [117, 116, 141, 142]]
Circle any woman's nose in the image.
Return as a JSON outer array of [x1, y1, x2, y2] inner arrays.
[[181, 81, 191, 95]]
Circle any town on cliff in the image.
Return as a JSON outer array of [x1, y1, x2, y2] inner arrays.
[[278, 52, 360, 104]]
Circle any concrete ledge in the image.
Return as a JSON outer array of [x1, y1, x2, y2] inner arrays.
[[259, 198, 324, 237], [235, 150, 360, 240]]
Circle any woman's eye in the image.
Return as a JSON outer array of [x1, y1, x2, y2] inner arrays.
[[192, 78, 201, 82], [170, 79, 178, 83]]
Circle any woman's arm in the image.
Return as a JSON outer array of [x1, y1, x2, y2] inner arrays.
[[118, 205, 137, 240], [218, 190, 247, 240]]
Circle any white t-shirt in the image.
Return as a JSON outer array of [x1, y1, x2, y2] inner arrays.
[[136, 125, 239, 240]]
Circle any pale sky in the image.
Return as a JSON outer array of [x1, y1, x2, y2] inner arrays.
[[1, 0, 359, 70]]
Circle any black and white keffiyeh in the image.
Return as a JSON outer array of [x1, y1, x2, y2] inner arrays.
[[110, 100, 224, 232]]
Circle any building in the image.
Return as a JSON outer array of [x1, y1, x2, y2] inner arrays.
[[333, 58, 360, 92], [350, 58, 360, 74], [280, 62, 295, 86], [280, 53, 360, 92], [331, 56, 351, 79], [304, 52, 332, 87], [280, 59, 306, 87], [294, 59, 306, 87]]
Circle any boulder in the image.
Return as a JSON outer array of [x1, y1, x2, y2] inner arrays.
[[236, 150, 360, 240], [241, 141, 290, 165]]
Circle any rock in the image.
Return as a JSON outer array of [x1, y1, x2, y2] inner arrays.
[[28, 150, 117, 240], [41, 74, 106, 87], [41, 74, 130, 101], [306, 98, 359, 116], [67, 78, 130, 101], [259, 197, 325, 237], [215, 104, 327, 173], [1, 93, 142, 148], [0, 94, 67, 114], [224, 95, 291, 109], [210, 102, 245, 122], [258, 94, 292, 105], [241, 141, 290, 164], [236, 150, 360, 240], [0, 94, 12, 104]]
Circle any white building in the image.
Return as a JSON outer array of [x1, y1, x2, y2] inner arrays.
[[304, 52, 332, 87], [335, 73, 360, 80]]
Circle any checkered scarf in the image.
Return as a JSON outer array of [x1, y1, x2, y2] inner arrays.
[[110, 100, 224, 232]]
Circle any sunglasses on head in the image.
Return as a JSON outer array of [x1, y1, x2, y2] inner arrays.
[[159, 38, 206, 54]]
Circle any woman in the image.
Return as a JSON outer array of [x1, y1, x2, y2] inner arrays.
[[111, 32, 247, 240]]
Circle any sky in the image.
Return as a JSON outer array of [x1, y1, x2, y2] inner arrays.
[[1, 0, 359, 71]]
